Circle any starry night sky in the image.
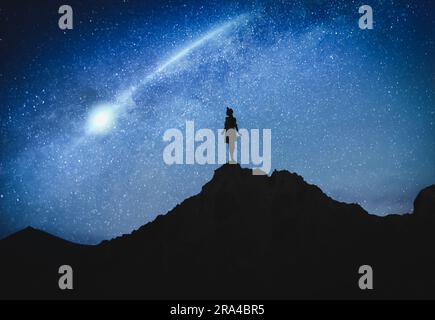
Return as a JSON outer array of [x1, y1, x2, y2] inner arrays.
[[0, 0, 434, 244]]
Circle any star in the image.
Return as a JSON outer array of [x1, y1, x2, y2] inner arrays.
[[86, 104, 117, 135]]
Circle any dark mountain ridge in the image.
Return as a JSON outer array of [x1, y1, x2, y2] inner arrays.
[[1, 164, 434, 299]]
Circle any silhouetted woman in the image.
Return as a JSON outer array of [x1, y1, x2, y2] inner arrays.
[[221, 107, 239, 163]]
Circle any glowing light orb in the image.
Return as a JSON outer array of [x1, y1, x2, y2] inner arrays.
[[86, 104, 117, 135]]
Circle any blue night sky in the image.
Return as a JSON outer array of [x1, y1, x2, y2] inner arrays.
[[0, 0, 434, 244]]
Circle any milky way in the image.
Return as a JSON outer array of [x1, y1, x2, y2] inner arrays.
[[85, 13, 251, 137], [1, 0, 434, 244]]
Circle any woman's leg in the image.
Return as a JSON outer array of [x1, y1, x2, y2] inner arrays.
[[229, 140, 235, 162], [228, 129, 236, 163]]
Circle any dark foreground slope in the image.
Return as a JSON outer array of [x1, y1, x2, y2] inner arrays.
[[0, 164, 434, 299]]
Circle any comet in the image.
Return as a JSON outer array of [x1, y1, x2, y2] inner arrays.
[[85, 13, 250, 136]]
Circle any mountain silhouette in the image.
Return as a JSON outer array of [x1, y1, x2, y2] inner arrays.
[[0, 164, 434, 299]]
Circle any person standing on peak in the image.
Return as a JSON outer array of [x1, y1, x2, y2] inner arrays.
[[221, 107, 239, 164]]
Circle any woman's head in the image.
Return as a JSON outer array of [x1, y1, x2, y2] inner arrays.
[[226, 107, 233, 116]]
